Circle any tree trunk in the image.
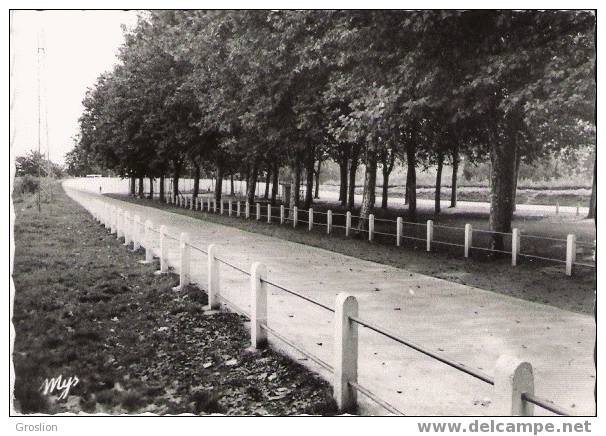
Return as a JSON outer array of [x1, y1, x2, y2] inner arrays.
[[338, 150, 349, 206], [303, 146, 315, 209], [289, 155, 301, 215], [314, 159, 322, 199], [138, 177, 144, 198], [129, 176, 136, 196], [435, 152, 444, 216], [159, 174, 165, 202], [172, 174, 179, 199], [148, 177, 154, 199], [588, 155, 596, 219], [356, 147, 377, 231], [380, 151, 395, 209], [489, 135, 517, 251], [406, 142, 417, 222], [193, 163, 200, 200], [172, 161, 181, 199], [214, 160, 224, 202], [264, 167, 271, 200], [246, 163, 258, 204], [347, 144, 361, 210], [450, 144, 459, 208], [512, 147, 521, 214], [271, 162, 279, 205], [381, 168, 389, 209], [230, 174, 234, 196]]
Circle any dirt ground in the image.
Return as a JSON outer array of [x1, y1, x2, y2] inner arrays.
[[11, 186, 336, 415]]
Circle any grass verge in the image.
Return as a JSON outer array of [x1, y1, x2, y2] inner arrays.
[[12, 184, 336, 415]]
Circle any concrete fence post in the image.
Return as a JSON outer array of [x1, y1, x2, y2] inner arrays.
[[111, 207, 117, 234], [213, 198, 218, 213], [117, 210, 124, 240], [133, 215, 141, 251], [368, 214, 374, 241], [464, 223, 473, 258], [494, 355, 534, 416], [327, 210, 333, 234], [308, 208, 314, 231], [267, 204, 272, 223], [256, 203, 261, 221], [245, 202, 251, 219], [556, 202, 560, 215], [346, 211, 351, 237], [512, 228, 521, 266], [228, 200, 233, 216], [109, 207, 115, 234], [140, 220, 154, 264], [173, 232, 191, 291], [220, 199, 224, 215], [293, 206, 298, 228], [123, 211, 131, 247], [114, 209, 120, 238], [235, 200, 240, 217], [155, 225, 169, 275], [334, 293, 359, 413], [250, 262, 268, 349], [101, 203, 106, 226], [207, 244, 220, 310], [427, 220, 434, 252], [576, 202, 580, 216], [280, 205, 285, 224], [396, 217, 403, 247], [566, 234, 576, 276]]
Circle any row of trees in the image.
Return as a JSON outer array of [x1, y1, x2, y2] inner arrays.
[[74, 10, 596, 249], [15, 151, 63, 178]]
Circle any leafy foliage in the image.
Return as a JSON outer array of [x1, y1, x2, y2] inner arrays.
[[76, 10, 595, 238]]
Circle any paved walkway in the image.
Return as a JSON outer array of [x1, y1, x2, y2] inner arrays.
[[76, 176, 588, 217], [64, 181, 595, 416]]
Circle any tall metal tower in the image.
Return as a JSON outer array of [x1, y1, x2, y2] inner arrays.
[[36, 29, 53, 212]]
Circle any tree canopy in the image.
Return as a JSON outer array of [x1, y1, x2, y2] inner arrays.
[[74, 10, 596, 247]]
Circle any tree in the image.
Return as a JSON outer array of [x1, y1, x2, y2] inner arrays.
[[16, 151, 62, 178]]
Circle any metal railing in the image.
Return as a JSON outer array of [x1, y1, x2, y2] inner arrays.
[[154, 193, 595, 278]]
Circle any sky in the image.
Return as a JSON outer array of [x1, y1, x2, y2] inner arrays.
[[11, 10, 140, 164]]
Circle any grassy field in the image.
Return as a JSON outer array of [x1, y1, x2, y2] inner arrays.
[[11, 183, 336, 415], [318, 182, 591, 207], [111, 194, 596, 315]]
